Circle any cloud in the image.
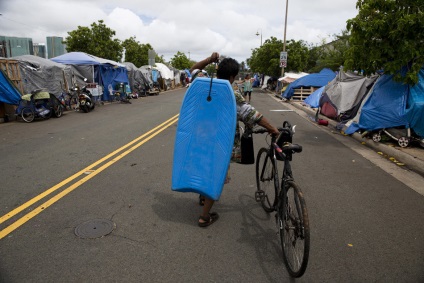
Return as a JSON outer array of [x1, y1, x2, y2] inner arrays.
[[0, 0, 359, 63]]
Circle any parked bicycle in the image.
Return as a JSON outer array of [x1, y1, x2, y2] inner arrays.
[[250, 120, 310, 278]]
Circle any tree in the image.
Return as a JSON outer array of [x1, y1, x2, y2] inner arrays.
[[312, 30, 351, 72], [122, 36, 143, 67], [64, 20, 123, 62], [248, 37, 311, 77], [346, 0, 424, 84], [170, 51, 191, 69], [248, 37, 284, 77]]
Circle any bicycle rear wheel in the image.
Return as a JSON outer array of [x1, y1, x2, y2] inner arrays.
[[255, 147, 278, 212], [279, 180, 310, 277]]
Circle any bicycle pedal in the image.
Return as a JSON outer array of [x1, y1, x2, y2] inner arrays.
[[255, 190, 265, 202]]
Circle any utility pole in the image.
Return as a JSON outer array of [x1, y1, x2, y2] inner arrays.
[[281, 0, 289, 77]]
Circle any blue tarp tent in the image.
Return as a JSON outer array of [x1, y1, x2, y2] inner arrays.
[[51, 52, 129, 101], [0, 69, 21, 105], [282, 68, 336, 99], [304, 86, 324, 108], [345, 74, 408, 134]]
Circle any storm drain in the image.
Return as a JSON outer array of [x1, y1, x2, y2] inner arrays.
[[75, 219, 116, 239]]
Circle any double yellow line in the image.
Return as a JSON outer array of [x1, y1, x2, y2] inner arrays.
[[0, 114, 179, 240]]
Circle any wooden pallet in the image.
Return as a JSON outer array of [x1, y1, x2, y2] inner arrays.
[[292, 87, 318, 101], [0, 59, 24, 95]]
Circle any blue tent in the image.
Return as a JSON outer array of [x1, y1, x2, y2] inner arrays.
[[303, 86, 324, 108], [345, 69, 424, 138], [51, 52, 129, 100], [0, 69, 21, 105], [282, 68, 336, 99]]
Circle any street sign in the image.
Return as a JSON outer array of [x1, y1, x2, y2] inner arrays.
[[280, 51, 287, 68]]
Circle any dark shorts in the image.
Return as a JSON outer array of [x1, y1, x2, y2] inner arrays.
[[244, 91, 252, 96]]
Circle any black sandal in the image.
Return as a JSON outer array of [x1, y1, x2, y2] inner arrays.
[[198, 212, 219, 227], [199, 195, 205, 206]]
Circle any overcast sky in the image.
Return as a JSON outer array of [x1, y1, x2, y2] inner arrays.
[[0, 0, 359, 64]]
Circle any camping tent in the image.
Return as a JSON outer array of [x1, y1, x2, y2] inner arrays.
[[51, 52, 129, 100], [282, 68, 336, 99], [318, 71, 378, 121], [0, 69, 21, 105]]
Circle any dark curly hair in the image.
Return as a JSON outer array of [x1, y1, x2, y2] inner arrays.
[[217, 58, 239, 80]]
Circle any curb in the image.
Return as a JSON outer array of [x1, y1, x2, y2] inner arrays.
[[279, 97, 424, 177]]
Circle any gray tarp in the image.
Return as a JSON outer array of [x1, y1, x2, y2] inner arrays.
[[11, 55, 86, 96], [122, 62, 148, 90]]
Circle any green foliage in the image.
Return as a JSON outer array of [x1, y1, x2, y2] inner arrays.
[[312, 30, 351, 72], [64, 20, 123, 62], [346, 0, 424, 84], [170, 51, 191, 69], [122, 37, 144, 67], [248, 37, 311, 77]]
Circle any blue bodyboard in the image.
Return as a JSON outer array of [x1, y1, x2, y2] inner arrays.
[[172, 77, 237, 200]]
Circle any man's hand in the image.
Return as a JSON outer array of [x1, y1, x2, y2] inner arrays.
[[210, 52, 220, 63]]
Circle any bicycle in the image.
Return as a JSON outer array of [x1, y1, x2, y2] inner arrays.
[[250, 120, 310, 278]]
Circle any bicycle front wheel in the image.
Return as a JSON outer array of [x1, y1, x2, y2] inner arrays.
[[279, 180, 310, 277], [255, 147, 278, 212]]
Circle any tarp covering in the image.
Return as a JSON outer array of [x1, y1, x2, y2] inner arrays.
[[405, 68, 424, 137], [12, 55, 85, 96], [0, 69, 21, 105], [282, 68, 336, 99], [154, 63, 173, 80], [304, 86, 324, 108], [345, 74, 410, 134], [122, 62, 148, 91]]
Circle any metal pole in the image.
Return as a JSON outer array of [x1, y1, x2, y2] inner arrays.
[[281, 0, 289, 77], [256, 29, 262, 47]]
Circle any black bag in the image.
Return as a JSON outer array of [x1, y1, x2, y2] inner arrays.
[[240, 133, 255, 164]]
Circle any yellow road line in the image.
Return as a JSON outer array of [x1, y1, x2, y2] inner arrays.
[[0, 115, 179, 239]]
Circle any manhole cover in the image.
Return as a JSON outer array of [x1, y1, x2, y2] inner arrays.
[[75, 219, 116, 239]]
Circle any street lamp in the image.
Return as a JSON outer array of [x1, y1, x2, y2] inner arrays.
[[255, 29, 262, 47], [281, 0, 289, 76]]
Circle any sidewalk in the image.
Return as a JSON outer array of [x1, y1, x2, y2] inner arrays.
[[274, 96, 424, 177]]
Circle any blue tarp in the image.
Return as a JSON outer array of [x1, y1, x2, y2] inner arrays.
[[405, 69, 424, 137], [304, 86, 324, 108], [51, 52, 100, 65], [0, 69, 21, 105], [282, 68, 336, 99], [345, 71, 424, 138]]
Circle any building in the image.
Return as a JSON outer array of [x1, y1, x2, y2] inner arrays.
[[0, 36, 33, 58], [46, 36, 66, 59], [33, 43, 46, 59]]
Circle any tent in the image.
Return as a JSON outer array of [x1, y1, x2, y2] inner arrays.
[[345, 75, 409, 134], [11, 55, 85, 97], [0, 69, 21, 105], [51, 52, 129, 100], [282, 68, 336, 99], [122, 62, 148, 92], [318, 71, 378, 121], [140, 66, 154, 86]]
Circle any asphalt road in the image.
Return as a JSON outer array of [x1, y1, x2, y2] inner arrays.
[[0, 87, 423, 282]]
